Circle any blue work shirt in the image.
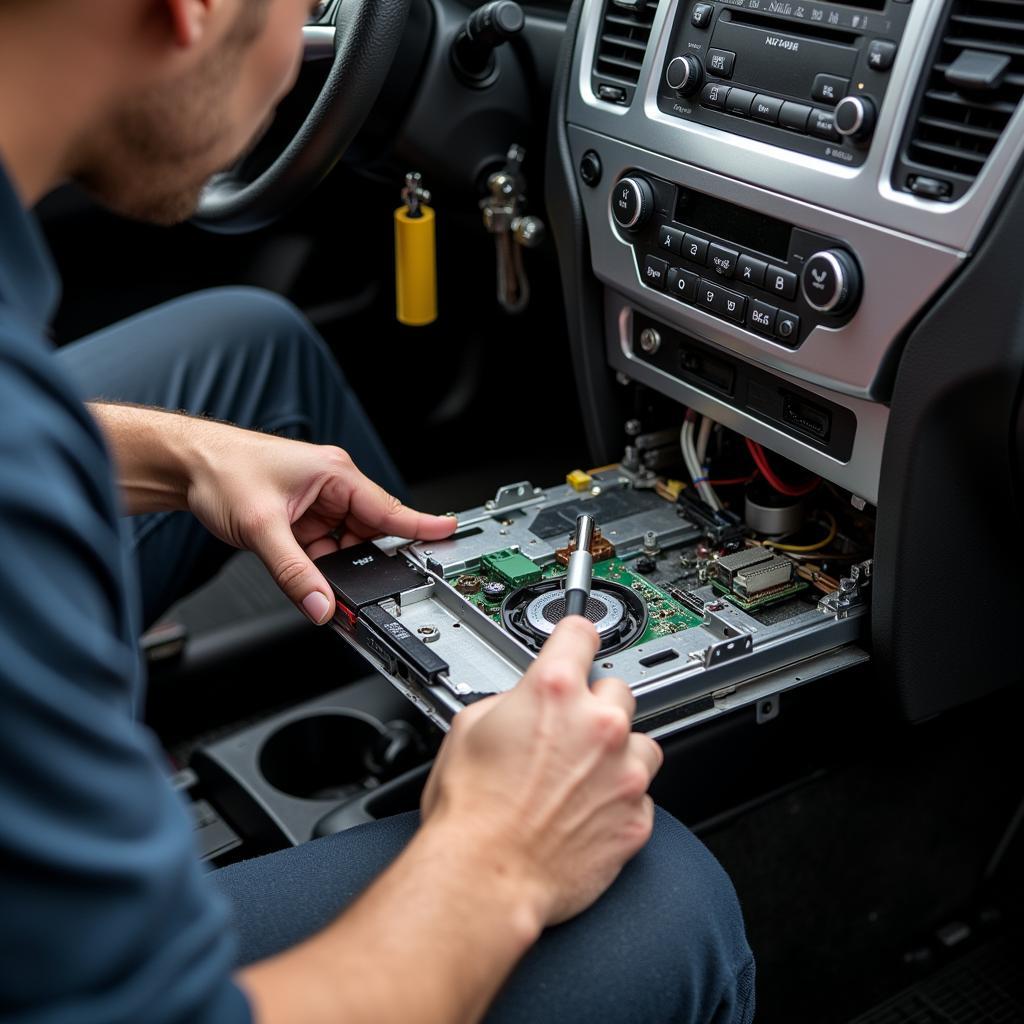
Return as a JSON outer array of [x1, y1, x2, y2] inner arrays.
[[0, 165, 251, 1022]]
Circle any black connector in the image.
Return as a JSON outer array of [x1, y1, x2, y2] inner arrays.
[[781, 392, 832, 442], [676, 490, 747, 546]]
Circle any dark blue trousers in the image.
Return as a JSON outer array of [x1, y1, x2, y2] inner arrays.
[[58, 288, 755, 1024]]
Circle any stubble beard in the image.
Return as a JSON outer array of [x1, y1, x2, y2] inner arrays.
[[75, 6, 270, 226]]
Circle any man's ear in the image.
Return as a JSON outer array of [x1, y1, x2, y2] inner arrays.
[[163, 0, 217, 47]]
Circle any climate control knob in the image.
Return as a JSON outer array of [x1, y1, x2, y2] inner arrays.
[[611, 176, 654, 231], [834, 95, 876, 142], [665, 55, 703, 95], [801, 249, 861, 315]]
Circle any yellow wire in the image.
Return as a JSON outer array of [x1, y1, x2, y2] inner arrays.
[[761, 511, 838, 553]]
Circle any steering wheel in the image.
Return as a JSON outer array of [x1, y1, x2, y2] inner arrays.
[[193, 0, 411, 234]]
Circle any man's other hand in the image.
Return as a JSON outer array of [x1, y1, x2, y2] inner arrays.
[[420, 616, 664, 928], [185, 425, 455, 624]]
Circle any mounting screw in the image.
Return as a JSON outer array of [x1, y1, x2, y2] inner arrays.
[[639, 327, 661, 354]]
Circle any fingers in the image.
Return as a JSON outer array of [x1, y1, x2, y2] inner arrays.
[[591, 676, 636, 719], [628, 733, 664, 781], [527, 616, 601, 696], [250, 517, 336, 625], [305, 536, 340, 561], [345, 471, 457, 542]]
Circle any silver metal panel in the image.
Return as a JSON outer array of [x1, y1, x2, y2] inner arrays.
[[641, 645, 870, 740], [572, 125, 962, 401], [569, 0, 1024, 254], [608, 296, 891, 503], [331, 479, 872, 739]]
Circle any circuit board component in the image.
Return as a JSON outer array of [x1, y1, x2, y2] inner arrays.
[[554, 527, 616, 567], [481, 549, 542, 587], [710, 548, 793, 598]]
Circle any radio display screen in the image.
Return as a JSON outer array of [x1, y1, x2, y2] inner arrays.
[[674, 189, 791, 260]]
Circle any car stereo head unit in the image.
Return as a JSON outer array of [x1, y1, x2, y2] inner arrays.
[[657, 0, 913, 168]]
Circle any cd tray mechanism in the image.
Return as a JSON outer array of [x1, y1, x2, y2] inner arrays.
[[318, 470, 869, 739]]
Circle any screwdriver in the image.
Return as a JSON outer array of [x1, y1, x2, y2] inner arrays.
[[563, 514, 595, 620]]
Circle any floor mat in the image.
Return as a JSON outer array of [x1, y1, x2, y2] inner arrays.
[[850, 933, 1024, 1023]]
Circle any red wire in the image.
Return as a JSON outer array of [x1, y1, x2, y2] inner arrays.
[[744, 439, 820, 498], [704, 474, 757, 487]]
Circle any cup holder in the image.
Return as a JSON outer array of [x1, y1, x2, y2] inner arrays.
[[259, 712, 386, 801]]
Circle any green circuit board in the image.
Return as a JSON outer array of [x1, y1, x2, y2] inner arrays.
[[450, 555, 704, 646]]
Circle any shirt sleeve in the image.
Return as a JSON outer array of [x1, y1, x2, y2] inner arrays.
[[0, 332, 252, 1024]]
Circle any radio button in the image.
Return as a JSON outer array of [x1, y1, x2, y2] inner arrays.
[[766, 265, 798, 300], [691, 2, 714, 28], [718, 288, 747, 323], [776, 311, 801, 344], [725, 88, 756, 116], [682, 233, 710, 264], [668, 266, 700, 302], [700, 82, 731, 109], [801, 249, 861, 314], [779, 101, 812, 132], [658, 225, 684, 255], [697, 278, 721, 313], [737, 255, 767, 288], [867, 40, 897, 72], [708, 244, 739, 277], [749, 301, 777, 335], [642, 255, 669, 290], [809, 107, 840, 141], [811, 74, 850, 106], [751, 94, 783, 125], [835, 95, 876, 141], [706, 49, 735, 78], [666, 55, 703, 95]]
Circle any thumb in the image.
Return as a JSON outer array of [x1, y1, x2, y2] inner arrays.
[[250, 517, 336, 625]]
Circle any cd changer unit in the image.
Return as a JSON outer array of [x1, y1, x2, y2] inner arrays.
[[317, 471, 871, 742]]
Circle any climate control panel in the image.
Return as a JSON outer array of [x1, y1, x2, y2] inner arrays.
[[611, 173, 862, 347]]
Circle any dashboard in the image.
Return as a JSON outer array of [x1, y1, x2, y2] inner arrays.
[[557, 0, 1024, 506]]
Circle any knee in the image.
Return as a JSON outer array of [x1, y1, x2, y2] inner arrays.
[[179, 287, 326, 361], [615, 809, 755, 1022]]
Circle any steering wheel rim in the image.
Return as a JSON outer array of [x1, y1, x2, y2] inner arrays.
[[193, 0, 412, 235]]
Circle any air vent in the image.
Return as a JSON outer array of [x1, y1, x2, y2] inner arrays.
[[896, 0, 1024, 202], [591, 0, 660, 106]]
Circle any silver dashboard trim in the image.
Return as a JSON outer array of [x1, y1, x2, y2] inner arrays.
[[609, 297, 890, 503], [570, 0, 1024, 254], [570, 125, 962, 399]]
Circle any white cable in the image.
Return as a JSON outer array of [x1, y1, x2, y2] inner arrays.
[[696, 416, 721, 511], [680, 418, 721, 510], [696, 416, 712, 465]]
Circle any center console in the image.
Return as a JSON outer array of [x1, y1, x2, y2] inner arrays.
[[322, 0, 1024, 731]]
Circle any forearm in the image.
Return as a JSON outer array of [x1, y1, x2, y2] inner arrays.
[[87, 402, 214, 515], [238, 817, 543, 1024]]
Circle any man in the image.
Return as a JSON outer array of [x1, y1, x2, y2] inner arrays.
[[0, 1, 755, 1022]]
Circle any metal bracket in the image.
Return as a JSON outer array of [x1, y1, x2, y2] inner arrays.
[[701, 634, 754, 668], [485, 481, 544, 513]]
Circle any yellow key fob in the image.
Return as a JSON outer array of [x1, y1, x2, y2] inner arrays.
[[394, 203, 437, 327]]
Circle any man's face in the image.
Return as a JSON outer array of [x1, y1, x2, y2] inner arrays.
[[78, 0, 314, 225]]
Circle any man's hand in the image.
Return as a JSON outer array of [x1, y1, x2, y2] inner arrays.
[[240, 616, 663, 1024], [186, 426, 455, 624], [88, 404, 456, 624], [421, 615, 664, 926]]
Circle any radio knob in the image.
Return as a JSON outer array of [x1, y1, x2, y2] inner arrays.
[[801, 249, 861, 315], [665, 55, 703, 96], [611, 176, 654, 231], [834, 95, 876, 141]]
